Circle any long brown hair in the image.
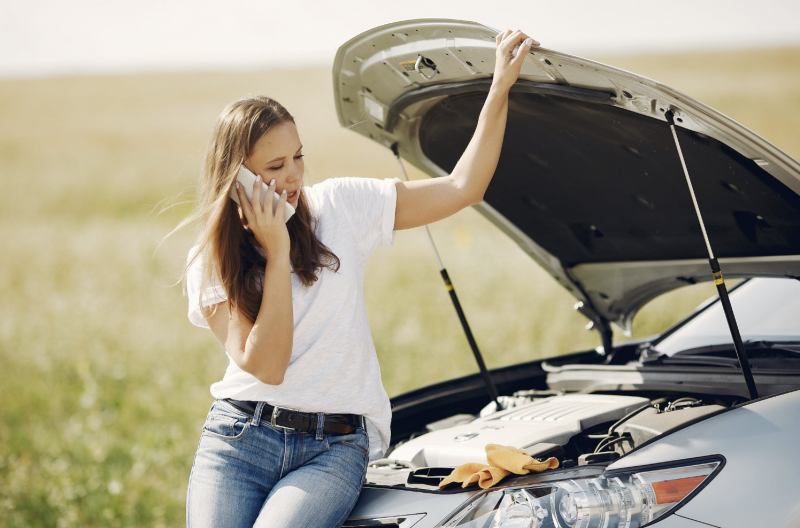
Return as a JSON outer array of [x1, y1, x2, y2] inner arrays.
[[187, 96, 339, 322]]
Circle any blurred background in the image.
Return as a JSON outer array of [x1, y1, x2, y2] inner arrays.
[[1, 1, 799, 526]]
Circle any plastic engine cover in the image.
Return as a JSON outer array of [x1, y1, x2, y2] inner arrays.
[[390, 394, 649, 467]]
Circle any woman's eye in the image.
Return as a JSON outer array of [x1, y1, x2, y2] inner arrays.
[[268, 165, 284, 171], [294, 155, 304, 160]]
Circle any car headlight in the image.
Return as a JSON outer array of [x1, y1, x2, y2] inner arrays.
[[437, 458, 722, 528]]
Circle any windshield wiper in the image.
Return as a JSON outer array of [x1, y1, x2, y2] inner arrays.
[[655, 356, 742, 368], [641, 345, 742, 368], [748, 341, 800, 356], [641, 341, 800, 368]]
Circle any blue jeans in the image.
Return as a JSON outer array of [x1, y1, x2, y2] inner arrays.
[[186, 399, 369, 528]]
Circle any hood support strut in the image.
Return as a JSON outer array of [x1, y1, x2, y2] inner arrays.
[[391, 143, 501, 409], [666, 111, 758, 400]]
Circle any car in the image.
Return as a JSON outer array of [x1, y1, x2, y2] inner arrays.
[[332, 19, 800, 528]]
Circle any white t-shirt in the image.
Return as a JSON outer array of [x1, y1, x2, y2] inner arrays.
[[186, 176, 400, 462]]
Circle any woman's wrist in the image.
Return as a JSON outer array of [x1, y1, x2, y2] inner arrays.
[[480, 86, 510, 124], [264, 249, 291, 269], [488, 83, 511, 98]]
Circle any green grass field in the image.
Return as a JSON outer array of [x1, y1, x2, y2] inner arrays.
[[1, 47, 799, 526]]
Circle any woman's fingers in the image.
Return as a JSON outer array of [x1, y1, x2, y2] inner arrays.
[[492, 29, 540, 92], [499, 30, 536, 61], [252, 174, 264, 213], [237, 173, 289, 254], [499, 30, 523, 49], [512, 36, 536, 67], [249, 175, 283, 221], [499, 30, 538, 49], [497, 30, 521, 56], [266, 178, 277, 215], [236, 181, 256, 222], [250, 177, 282, 222], [495, 29, 512, 45], [274, 189, 288, 220]]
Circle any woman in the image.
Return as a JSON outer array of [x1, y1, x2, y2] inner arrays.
[[184, 30, 537, 528]]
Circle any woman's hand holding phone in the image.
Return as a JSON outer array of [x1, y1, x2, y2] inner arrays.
[[235, 173, 291, 259], [231, 165, 295, 222]]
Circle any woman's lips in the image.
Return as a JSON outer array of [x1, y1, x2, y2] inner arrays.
[[286, 189, 299, 204]]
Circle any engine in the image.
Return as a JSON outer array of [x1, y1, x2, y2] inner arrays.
[[367, 392, 726, 487]]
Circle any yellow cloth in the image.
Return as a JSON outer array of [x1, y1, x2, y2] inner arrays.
[[439, 444, 559, 490]]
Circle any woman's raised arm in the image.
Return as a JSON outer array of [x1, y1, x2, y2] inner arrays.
[[393, 30, 538, 231]]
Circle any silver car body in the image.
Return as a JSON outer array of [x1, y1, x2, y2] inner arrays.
[[333, 19, 800, 528]]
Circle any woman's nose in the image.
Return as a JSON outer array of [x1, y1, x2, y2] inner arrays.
[[287, 164, 303, 183]]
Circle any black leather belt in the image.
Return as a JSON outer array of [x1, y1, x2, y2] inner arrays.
[[223, 399, 364, 436]]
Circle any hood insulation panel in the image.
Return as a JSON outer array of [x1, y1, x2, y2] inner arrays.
[[420, 91, 800, 266]]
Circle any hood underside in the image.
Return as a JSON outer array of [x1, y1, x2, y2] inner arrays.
[[333, 19, 800, 333]]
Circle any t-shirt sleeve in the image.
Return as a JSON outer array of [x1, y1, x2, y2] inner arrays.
[[185, 246, 228, 329], [330, 177, 400, 258]]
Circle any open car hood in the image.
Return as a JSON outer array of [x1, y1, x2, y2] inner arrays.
[[333, 19, 800, 335]]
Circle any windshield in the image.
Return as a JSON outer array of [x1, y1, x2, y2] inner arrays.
[[655, 278, 800, 356]]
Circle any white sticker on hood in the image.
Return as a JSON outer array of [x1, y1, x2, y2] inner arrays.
[[363, 97, 385, 122]]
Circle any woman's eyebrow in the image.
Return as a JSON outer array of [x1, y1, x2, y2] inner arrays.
[[264, 155, 286, 165], [264, 147, 302, 166]]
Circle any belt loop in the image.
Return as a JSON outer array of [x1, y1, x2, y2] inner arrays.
[[252, 401, 266, 427], [315, 412, 325, 440]]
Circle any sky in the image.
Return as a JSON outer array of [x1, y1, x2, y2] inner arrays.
[[2, 0, 800, 78]]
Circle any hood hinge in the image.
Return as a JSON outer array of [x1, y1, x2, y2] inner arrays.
[[573, 300, 614, 360]]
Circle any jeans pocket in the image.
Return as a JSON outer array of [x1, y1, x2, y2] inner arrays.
[[339, 441, 368, 458], [329, 431, 368, 458], [202, 412, 250, 441]]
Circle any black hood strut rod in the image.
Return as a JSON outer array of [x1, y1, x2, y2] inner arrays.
[[390, 143, 502, 409], [666, 110, 758, 400]]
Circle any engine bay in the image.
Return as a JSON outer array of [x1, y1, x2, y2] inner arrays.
[[367, 391, 732, 489]]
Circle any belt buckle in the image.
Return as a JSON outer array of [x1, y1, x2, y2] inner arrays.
[[270, 405, 300, 430]]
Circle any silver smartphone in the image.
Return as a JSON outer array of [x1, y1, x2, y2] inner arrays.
[[229, 165, 296, 223]]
